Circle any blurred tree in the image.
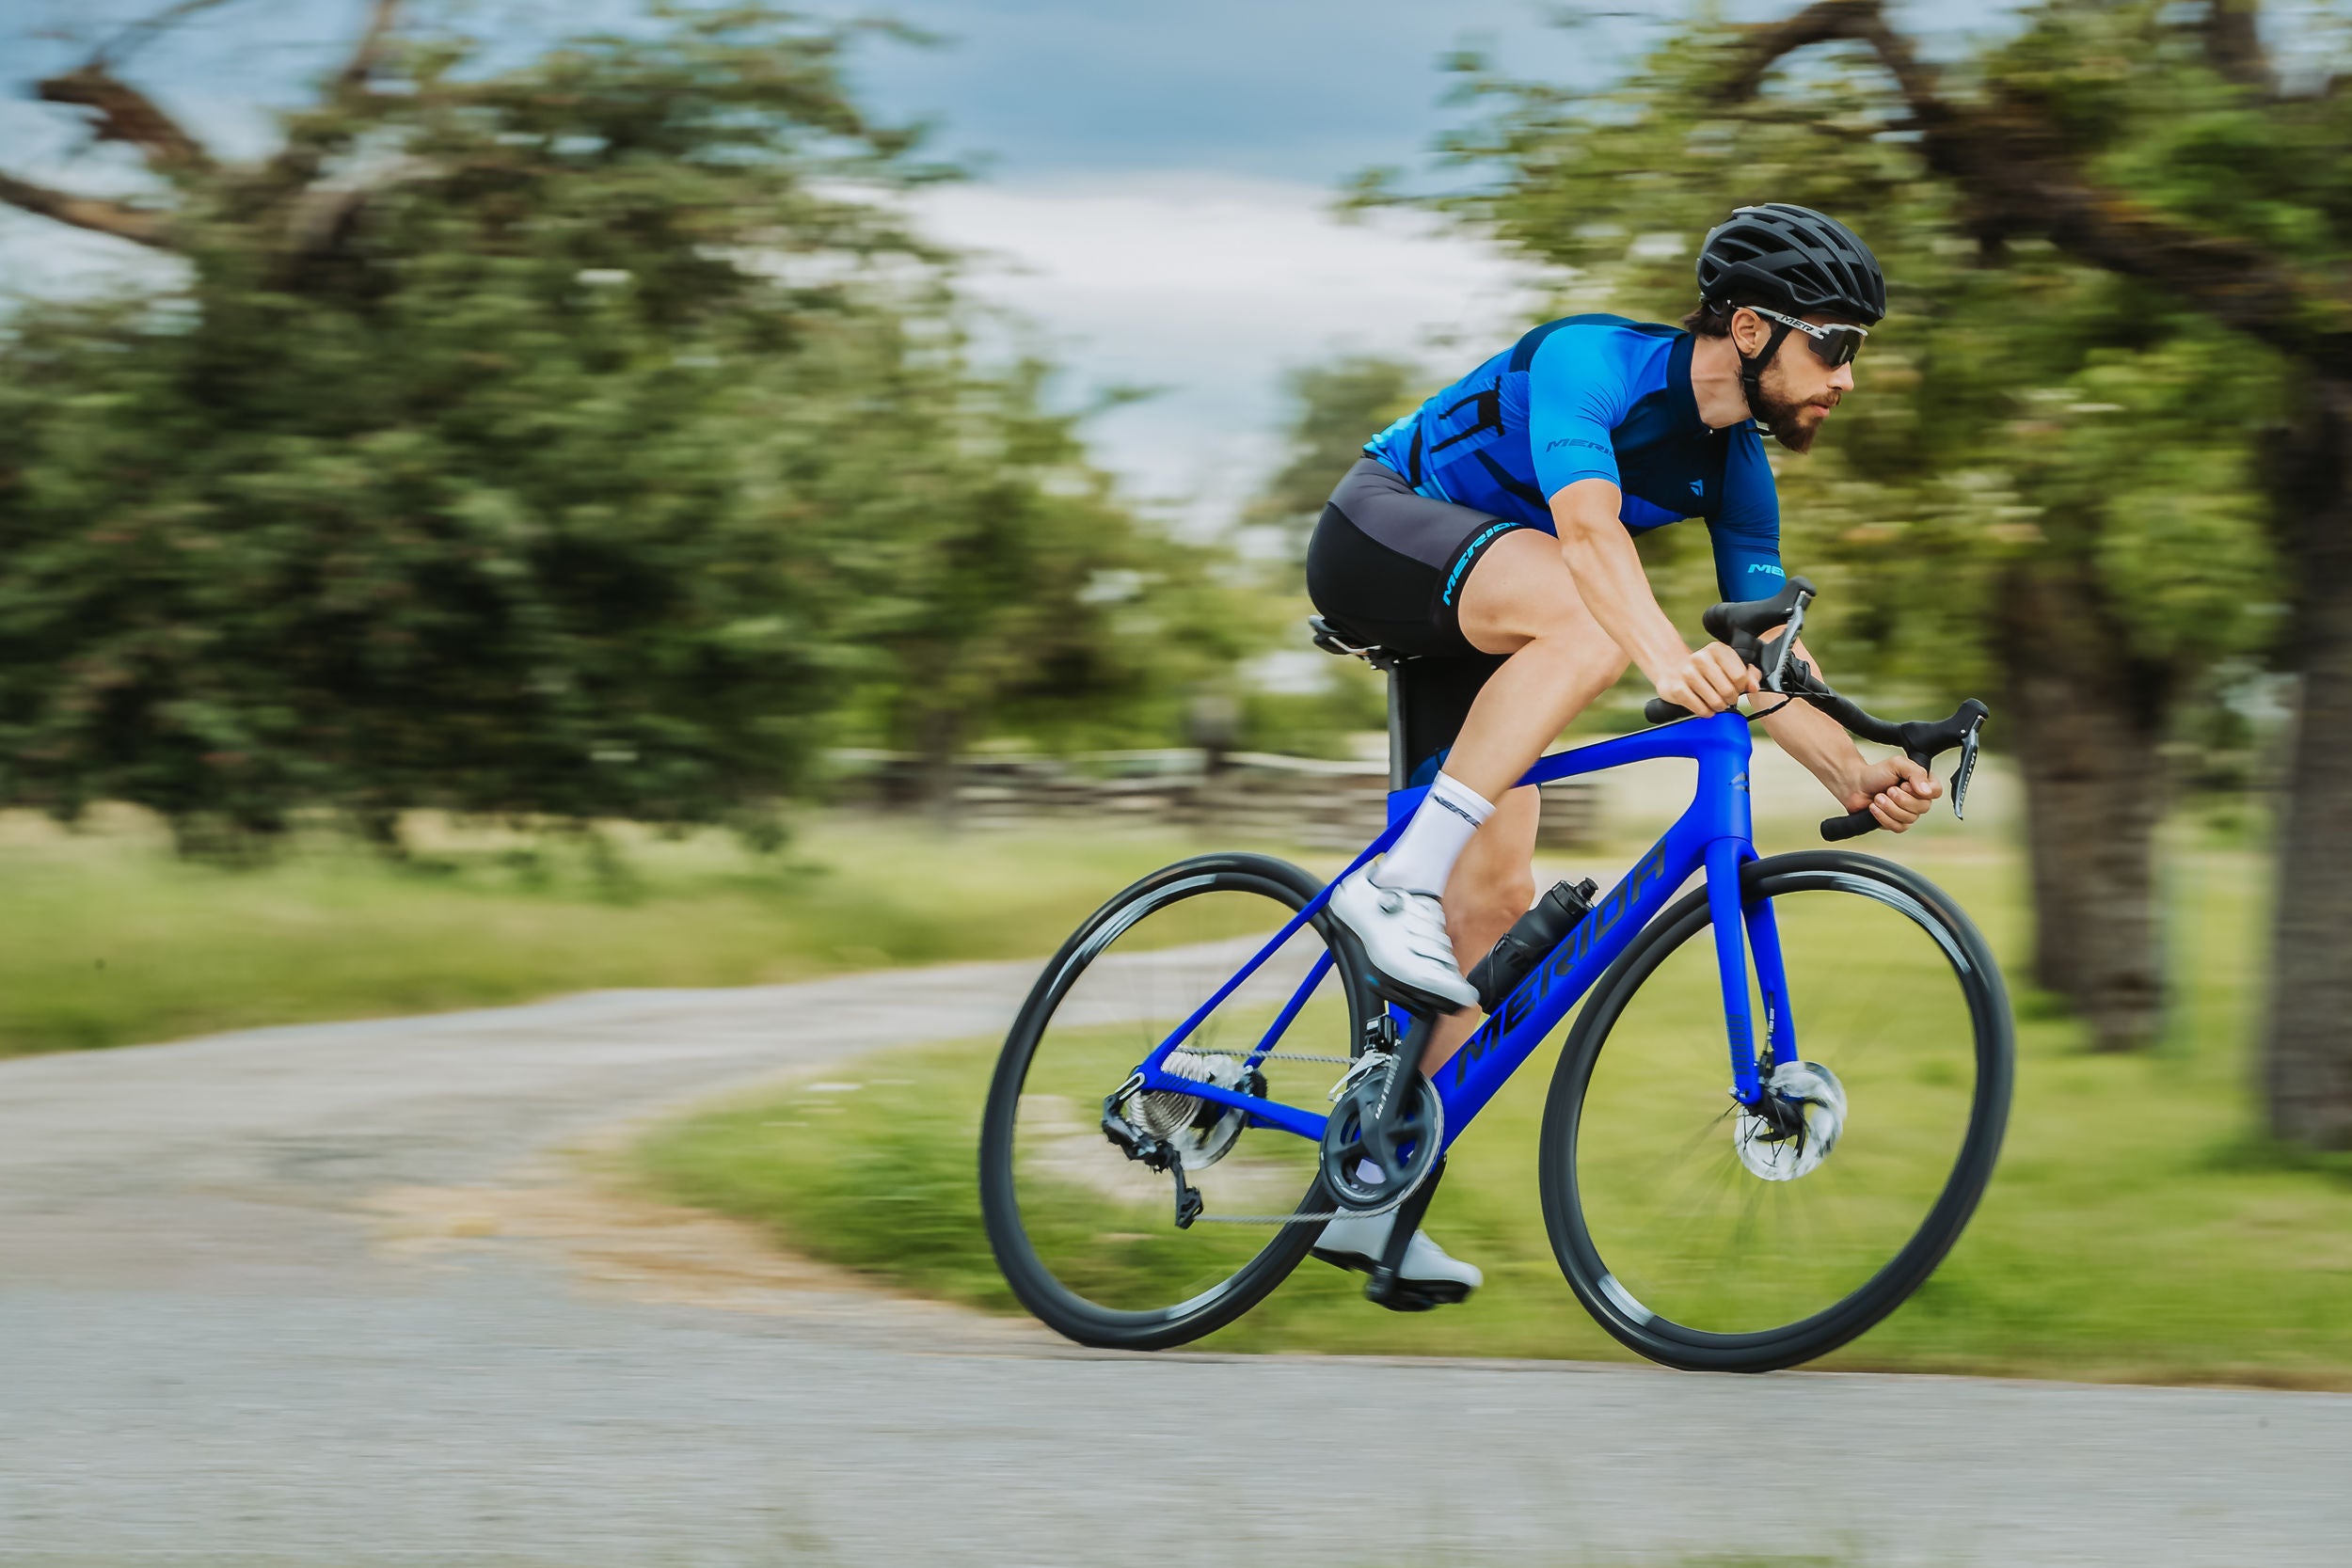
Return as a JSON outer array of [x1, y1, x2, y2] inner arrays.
[[1233, 354, 1413, 757], [1391, 1, 2328, 1069], [803, 355, 1256, 812], [0, 2, 1206, 848], [1693, 0, 2352, 1144], [1243, 356, 1422, 565]]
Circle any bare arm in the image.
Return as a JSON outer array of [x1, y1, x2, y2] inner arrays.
[[1551, 479, 1939, 832], [1760, 635, 1941, 832], [1549, 478, 1753, 716]]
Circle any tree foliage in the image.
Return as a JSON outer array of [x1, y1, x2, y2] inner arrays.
[[1408, 4, 2287, 697], [0, 3, 1217, 848], [1242, 355, 1422, 567], [1368, 0, 2330, 1052]]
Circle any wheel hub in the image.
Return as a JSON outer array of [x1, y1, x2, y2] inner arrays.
[[1125, 1051, 1255, 1172], [1734, 1060, 1847, 1181]]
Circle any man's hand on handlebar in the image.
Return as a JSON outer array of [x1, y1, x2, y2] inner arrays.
[[1640, 575, 1990, 843], [1652, 642, 1758, 718], [1841, 755, 1942, 834]]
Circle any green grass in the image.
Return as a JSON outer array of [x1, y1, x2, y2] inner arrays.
[[0, 808, 1208, 1056], [636, 838, 2352, 1386]]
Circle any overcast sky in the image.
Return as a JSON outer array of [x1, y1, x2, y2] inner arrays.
[[2, 0, 2007, 523]]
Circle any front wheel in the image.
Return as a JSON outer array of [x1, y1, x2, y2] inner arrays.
[[1540, 850, 2013, 1373]]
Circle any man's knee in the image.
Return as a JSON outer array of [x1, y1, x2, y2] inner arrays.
[[1518, 598, 1627, 672], [1557, 619, 1629, 672]]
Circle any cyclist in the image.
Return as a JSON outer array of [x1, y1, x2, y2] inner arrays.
[[1308, 203, 1942, 1306]]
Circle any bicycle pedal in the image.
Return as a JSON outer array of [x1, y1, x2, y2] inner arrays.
[[1363, 1270, 1468, 1313], [1362, 971, 1470, 1018]]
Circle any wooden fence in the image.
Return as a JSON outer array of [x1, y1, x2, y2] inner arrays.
[[831, 749, 1598, 852]]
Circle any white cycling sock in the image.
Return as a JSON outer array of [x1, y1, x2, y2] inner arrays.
[[1371, 771, 1495, 895]]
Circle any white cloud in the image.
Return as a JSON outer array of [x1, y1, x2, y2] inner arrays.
[[910, 173, 1546, 531]]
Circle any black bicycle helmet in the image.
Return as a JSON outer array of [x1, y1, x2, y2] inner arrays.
[[1696, 203, 1885, 326]]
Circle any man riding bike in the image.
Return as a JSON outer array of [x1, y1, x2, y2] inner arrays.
[[1306, 203, 1943, 1306]]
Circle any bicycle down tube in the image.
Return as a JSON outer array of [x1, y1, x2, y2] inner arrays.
[[1124, 707, 1781, 1148]]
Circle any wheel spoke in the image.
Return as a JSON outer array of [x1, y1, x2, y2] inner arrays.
[[1549, 859, 2011, 1370], [982, 860, 1363, 1348]]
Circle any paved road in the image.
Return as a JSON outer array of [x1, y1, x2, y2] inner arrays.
[[2, 962, 2346, 1566]]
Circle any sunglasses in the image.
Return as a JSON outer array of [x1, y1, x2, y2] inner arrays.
[[1746, 305, 1869, 369]]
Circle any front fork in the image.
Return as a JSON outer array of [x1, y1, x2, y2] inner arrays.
[[1705, 837, 1794, 1106]]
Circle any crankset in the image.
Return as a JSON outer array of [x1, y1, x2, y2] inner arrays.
[[1318, 1022, 1443, 1212]]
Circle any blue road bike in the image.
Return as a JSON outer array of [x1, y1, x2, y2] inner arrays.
[[979, 580, 2012, 1371]]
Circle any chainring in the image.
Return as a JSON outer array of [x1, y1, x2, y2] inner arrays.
[[1319, 1063, 1441, 1212]]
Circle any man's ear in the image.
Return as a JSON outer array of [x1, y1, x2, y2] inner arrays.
[[1729, 307, 1766, 356]]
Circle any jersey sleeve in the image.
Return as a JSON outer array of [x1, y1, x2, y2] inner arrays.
[[1708, 425, 1788, 603], [1527, 329, 1638, 500]]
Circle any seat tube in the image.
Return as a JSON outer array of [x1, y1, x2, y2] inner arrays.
[[1386, 667, 1406, 791], [1706, 834, 1766, 1104]]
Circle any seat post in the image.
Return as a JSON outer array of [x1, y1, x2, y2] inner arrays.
[[1304, 614, 1422, 795], [1387, 668, 1406, 792], [1390, 654, 1507, 799]]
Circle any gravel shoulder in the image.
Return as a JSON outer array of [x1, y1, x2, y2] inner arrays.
[[2, 960, 2346, 1566]]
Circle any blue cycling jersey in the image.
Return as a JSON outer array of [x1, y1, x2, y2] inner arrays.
[[1362, 315, 1787, 603]]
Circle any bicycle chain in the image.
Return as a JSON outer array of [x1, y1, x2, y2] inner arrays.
[[1191, 1083, 1443, 1227], [1123, 1044, 1428, 1226], [1184, 1049, 1351, 1065]]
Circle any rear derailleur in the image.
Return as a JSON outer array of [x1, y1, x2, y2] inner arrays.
[[1101, 1055, 1267, 1230]]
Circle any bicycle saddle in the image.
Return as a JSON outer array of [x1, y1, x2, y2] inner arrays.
[[1307, 614, 1408, 671]]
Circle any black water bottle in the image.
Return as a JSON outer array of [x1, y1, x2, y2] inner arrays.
[[1469, 878, 1599, 1012]]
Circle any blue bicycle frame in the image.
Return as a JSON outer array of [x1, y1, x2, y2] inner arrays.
[[1122, 709, 1789, 1149]]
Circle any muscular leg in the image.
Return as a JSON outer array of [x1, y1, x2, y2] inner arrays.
[[1418, 786, 1539, 1069], [1420, 530, 1629, 1075]]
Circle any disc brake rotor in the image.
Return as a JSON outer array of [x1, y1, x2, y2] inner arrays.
[[1734, 1060, 1848, 1182]]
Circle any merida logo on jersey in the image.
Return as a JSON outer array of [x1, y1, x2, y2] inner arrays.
[[1545, 437, 1609, 454], [1749, 562, 1787, 578]]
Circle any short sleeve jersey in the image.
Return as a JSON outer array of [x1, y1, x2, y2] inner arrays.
[[1361, 314, 1787, 603]]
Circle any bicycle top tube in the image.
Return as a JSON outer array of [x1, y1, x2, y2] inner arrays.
[[1512, 706, 1753, 796]]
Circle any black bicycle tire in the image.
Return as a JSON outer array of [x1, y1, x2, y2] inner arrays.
[[978, 852, 1373, 1352], [1538, 849, 2013, 1373]]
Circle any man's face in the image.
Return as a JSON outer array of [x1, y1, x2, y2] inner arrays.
[[1737, 309, 1859, 454]]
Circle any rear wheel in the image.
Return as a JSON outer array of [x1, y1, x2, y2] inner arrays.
[[979, 854, 1373, 1350], [1540, 850, 2012, 1372]]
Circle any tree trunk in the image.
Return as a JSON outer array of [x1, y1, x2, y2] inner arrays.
[[2264, 377, 2352, 1148], [1996, 560, 2171, 1052]]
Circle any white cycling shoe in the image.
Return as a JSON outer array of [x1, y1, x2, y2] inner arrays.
[[1327, 867, 1479, 1014], [1312, 1208, 1483, 1309]]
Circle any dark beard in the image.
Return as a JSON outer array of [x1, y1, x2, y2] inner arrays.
[[1753, 378, 1821, 453]]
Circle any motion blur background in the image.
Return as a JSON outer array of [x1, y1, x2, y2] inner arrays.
[[3, 0, 2350, 1385]]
